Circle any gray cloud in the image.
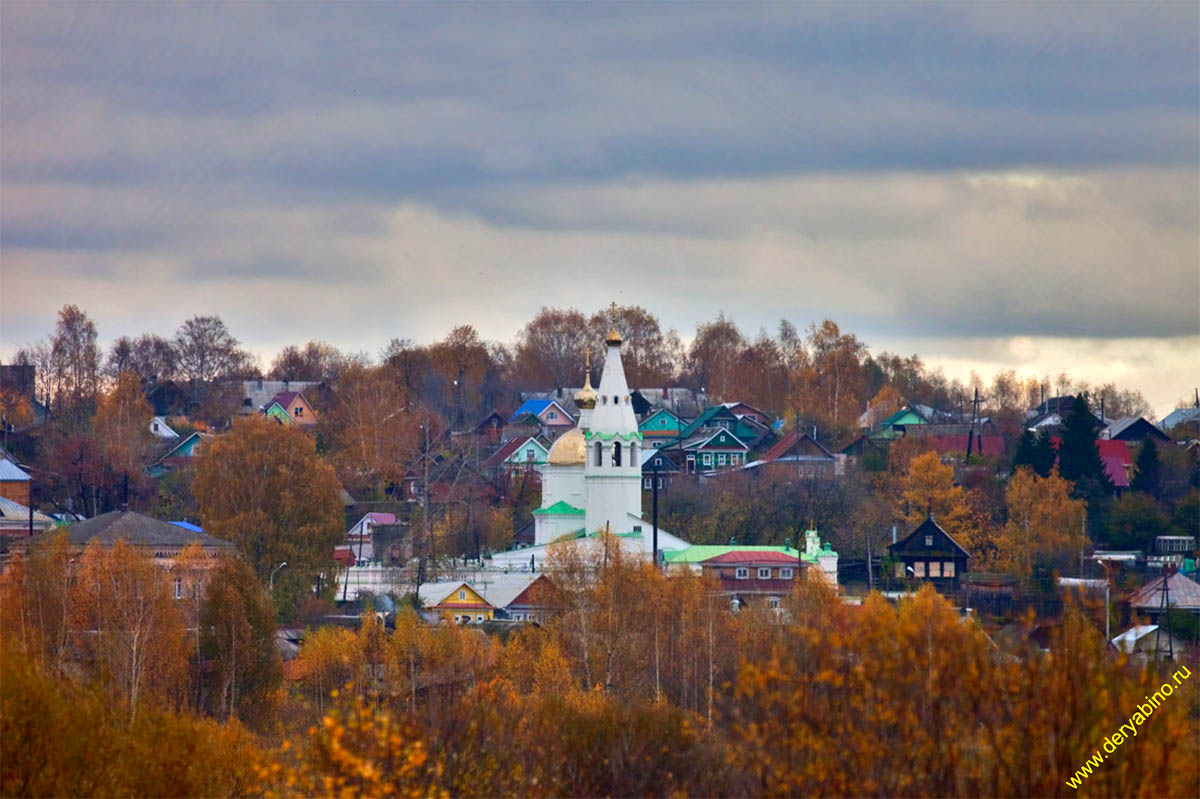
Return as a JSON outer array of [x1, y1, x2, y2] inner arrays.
[[1, 2, 1197, 412]]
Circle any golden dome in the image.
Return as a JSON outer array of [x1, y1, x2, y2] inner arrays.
[[547, 427, 586, 466], [574, 370, 598, 410], [605, 325, 623, 346]]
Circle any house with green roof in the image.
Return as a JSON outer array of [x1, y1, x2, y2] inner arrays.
[[665, 528, 838, 588], [639, 408, 685, 440]]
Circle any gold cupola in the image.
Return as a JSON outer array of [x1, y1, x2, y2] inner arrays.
[[573, 348, 598, 410], [605, 325, 623, 347]]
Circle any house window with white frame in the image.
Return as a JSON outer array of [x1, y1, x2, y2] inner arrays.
[[702, 453, 713, 467], [718, 453, 727, 466], [781, 568, 794, 579], [735, 567, 749, 580], [925, 535, 933, 546], [547, 411, 557, 420], [757, 567, 771, 579], [644, 478, 652, 489], [458, 590, 466, 601], [173, 576, 183, 600], [768, 597, 781, 609]]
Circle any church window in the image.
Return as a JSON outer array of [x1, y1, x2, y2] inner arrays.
[[612, 442, 622, 466], [595, 442, 603, 466], [630, 442, 637, 463], [601, 396, 607, 405]]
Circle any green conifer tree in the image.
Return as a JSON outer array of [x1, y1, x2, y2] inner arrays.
[[1130, 437, 1161, 497]]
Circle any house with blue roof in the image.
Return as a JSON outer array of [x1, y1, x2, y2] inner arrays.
[[508, 398, 575, 439]]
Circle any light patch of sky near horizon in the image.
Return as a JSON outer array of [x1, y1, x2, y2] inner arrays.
[[2, 168, 1196, 418]]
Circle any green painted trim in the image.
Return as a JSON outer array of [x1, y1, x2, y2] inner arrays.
[[585, 430, 643, 442], [532, 500, 585, 516]]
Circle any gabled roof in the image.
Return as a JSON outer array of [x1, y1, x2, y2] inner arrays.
[[686, 428, 749, 451], [1126, 572, 1200, 611], [759, 431, 835, 463], [508, 398, 572, 424], [0, 458, 32, 481], [678, 404, 739, 439], [0, 495, 53, 524], [474, 573, 552, 609], [153, 431, 212, 463], [483, 435, 549, 469], [1105, 416, 1170, 442], [665, 545, 803, 564], [1161, 406, 1200, 430], [532, 500, 584, 516], [269, 391, 302, 409], [703, 550, 803, 566], [888, 517, 971, 559]]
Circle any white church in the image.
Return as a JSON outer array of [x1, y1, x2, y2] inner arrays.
[[490, 324, 691, 570]]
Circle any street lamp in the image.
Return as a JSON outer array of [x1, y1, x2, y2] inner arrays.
[[269, 561, 287, 592]]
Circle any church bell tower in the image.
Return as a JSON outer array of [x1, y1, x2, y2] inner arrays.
[[583, 320, 643, 536]]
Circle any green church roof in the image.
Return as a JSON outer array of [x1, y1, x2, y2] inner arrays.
[[532, 500, 585, 516]]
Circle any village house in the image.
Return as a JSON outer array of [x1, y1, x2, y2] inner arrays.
[[417, 580, 496, 624], [146, 431, 215, 478], [742, 430, 842, 479], [264, 390, 318, 426], [475, 573, 556, 622], [887, 517, 969, 590], [0, 457, 32, 507], [508, 398, 575, 440]]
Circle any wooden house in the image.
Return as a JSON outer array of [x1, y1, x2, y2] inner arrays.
[[683, 428, 749, 473], [264, 391, 317, 426], [0, 458, 32, 507], [507, 399, 575, 439], [146, 432, 214, 478], [638, 408, 685, 441], [744, 431, 840, 479], [887, 517, 970, 590], [418, 581, 496, 624]]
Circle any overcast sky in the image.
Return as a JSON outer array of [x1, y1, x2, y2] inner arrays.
[[2, 2, 1197, 414]]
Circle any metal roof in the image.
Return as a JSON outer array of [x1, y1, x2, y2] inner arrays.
[[0, 458, 31, 481]]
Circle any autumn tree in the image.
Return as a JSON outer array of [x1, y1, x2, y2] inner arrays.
[[174, 315, 255, 419], [269, 340, 354, 381], [193, 416, 344, 607], [199, 556, 282, 724], [588, 304, 680, 387], [791, 319, 869, 434], [0, 386, 35, 429], [105, 333, 178, 383], [897, 451, 994, 560], [999, 467, 1087, 575], [91, 370, 155, 501], [686, 312, 745, 401], [321, 363, 421, 498], [428, 325, 492, 425], [1104, 492, 1169, 550], [70, 540, 190, 717], [0, 531, 74, 673], [44, 304, 102, 424], [515, 307, 591, 392]]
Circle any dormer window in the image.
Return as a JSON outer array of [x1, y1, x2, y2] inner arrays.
[[547, 411, 557, 420], [294, 406, 303, 417], [925, 535, 933, 547]]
